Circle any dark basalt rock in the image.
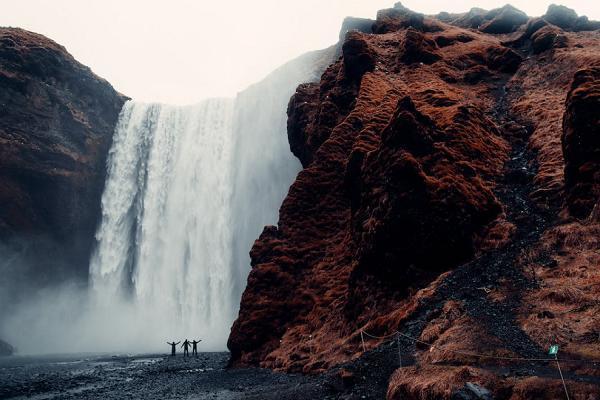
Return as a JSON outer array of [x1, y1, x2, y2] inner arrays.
[[452, 382, 493, 400], [573, 16, 600, 32], [562, 67, 600, 218], [0, 28, 126, 285], [544, 4, 579, 29], [480, 5, 529, 34]]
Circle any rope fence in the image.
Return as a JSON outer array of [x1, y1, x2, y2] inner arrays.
[[358, 328, 600, 400], [360, 329, 600, 364]]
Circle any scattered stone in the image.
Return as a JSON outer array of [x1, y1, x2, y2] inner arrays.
[[452, 382, 493, 400]]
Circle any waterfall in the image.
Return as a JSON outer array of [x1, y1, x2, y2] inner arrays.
[[89, 48, 334, 351], [90, 99, 236, 348]]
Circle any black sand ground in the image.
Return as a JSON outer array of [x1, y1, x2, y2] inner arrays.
[[0, 351, 395, 400]]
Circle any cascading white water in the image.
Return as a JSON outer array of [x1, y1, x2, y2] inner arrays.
[[89, 48, 335, 352], [90, 99, 236, 349]]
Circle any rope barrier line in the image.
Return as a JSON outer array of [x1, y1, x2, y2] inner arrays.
[[358, 329, 594, 400], [361, 330, 399, 340], [555, 355, 571, 400], [359, 329, 600, 365]]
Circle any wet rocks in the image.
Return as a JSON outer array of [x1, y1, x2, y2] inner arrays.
[[562, 67, 600, 218]]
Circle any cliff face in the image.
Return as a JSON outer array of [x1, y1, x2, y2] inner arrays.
[[0, 28, 126, 287], [229, 3, 600, 399]]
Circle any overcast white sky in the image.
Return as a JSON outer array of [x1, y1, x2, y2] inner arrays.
[[1, 0, 598, 104]]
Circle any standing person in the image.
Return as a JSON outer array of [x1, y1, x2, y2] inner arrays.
[[167, 341, 180, 356], [191, 339, 201, 356], [181, 339, 191, 357]]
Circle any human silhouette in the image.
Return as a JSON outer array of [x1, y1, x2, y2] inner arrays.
[[181, 339, 191, 357], [167, 341, 180, 356], [191, 339, 202, 356]]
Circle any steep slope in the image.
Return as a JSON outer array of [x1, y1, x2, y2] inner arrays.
[[0, 28, 126, 308], [229, 3, 600, 399]]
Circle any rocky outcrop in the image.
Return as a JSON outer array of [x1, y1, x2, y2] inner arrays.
[[545, 4, 579, 29], [562, 67, 600, 218], [0, 28, 126, 285], [230, 3, 600, 399], [531, 25, 568, 54], [479, 5, 528, 34], [0, 339, 13, 356], [544, 4, 600, 31], [373, 3, 425, 34]]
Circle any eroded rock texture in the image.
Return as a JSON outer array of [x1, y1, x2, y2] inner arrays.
[[562, 67, 600, 218], [230, 3, 600, 399], [0, 28, 126, 286]]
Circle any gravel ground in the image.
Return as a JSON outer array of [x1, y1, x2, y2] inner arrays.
[[0, 352, 339, 400]]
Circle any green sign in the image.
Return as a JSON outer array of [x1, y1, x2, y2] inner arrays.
[[548, 345, 559, 355]]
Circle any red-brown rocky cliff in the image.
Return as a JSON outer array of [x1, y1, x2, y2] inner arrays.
[[229, 3, 600, 399]]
